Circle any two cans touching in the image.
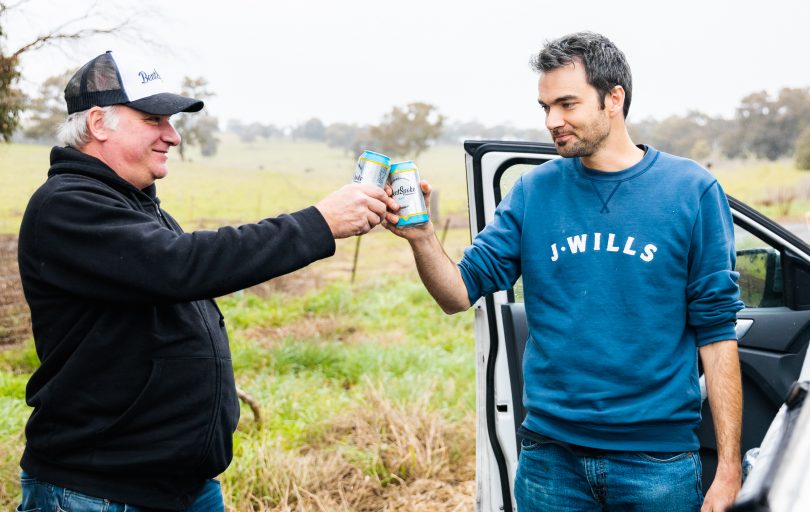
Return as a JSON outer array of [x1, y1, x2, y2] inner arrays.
[[352, 150, 429, 228]]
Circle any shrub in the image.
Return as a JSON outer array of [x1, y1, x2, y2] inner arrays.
[[795, 128, 810, 170]]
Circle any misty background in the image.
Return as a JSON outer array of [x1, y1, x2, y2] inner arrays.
[[3, 0, 810, 155]]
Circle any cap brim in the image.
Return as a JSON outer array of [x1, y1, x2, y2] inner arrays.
[[126, 93, 204, 115]]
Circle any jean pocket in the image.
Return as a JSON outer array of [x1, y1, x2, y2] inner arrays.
[[19, 477, 39, 486], [520, 437, 545, 451], [18, 472, 45, 512], [637, 450, 691, 463], [62, 489, 113, 512]]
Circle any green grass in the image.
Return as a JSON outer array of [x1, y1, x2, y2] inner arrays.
[[0, 136, 470, 234], [0, 276, 475, 510], [713, 159, 810, 219], [0, 136, 475, 507], [4, 137, 808, 234], [0, 353, 31, 505], [222, 279, 474, 442], [0, 143, 49, 234]]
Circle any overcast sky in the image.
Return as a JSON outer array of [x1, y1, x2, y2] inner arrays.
[[6, 0, 810, 130]]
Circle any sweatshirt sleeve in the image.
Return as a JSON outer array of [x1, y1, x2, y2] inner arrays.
[[27, 182, 336, 303], [686, 180, 745, 345], [458, 177, 525, 305]]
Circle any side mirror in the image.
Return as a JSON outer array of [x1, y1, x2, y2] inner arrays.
[[736, 247, 783, 308]]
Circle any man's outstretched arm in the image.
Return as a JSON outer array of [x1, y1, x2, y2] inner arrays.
[[385, 181, 470, 314]]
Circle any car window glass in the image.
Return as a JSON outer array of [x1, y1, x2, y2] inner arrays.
[[498, 164, 536, 202], [497, 164, 538, 303], [735, 226, 784, 308]]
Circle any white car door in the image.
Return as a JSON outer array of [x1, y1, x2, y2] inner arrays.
[[464, 141, 558, 512]]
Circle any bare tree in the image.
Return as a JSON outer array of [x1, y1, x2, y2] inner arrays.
[[0, 0, 139, 141], [173, 76, 219, 160]]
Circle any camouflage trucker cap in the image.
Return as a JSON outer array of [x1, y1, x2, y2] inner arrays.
[[64, 51, 204, 115]]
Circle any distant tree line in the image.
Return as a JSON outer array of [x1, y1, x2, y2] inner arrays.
[[228, 115, 549, 150], [225, 87, 810, 169], [628, 87, 810, 168], [4, 2, 810, 168], [10, 66, 810, 169], [227, 102, 445, 160], [438, 121, 550, 144]]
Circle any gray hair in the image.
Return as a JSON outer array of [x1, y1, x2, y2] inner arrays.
[[58, 105, 121, 148], [530, 31, 633, 118]]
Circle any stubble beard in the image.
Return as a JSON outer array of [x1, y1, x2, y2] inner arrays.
[[552, 117, 611, 158]]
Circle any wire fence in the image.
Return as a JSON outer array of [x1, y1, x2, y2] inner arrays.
[[0, 235, 30, 346]]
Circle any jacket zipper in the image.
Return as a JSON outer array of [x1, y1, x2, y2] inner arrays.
[[192, 300, 224, 466], [148, 192, 224, 465]]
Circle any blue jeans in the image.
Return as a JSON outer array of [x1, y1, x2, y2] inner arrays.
[[514, 439, 704, 512], [17, 471, 225, 512]]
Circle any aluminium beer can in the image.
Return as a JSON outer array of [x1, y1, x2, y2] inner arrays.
[[353, 150, 391, 189], [389, 160, 429, 228]]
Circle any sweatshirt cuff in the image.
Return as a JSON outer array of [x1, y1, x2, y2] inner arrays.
[[457, 262, 481, 306], [695, 321, 738, 346], [290, 206, 336, 261]]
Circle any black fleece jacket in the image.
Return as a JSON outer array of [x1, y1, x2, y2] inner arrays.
[[17, 147, 336, 510]]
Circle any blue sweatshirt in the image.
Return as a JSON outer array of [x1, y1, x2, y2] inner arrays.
[[458, 146, 744, 451]]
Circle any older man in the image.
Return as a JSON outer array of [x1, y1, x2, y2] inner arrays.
[[16, 51, 398, 511]]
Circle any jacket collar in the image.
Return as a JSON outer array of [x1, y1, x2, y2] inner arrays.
[[48, 146, 158, 201]]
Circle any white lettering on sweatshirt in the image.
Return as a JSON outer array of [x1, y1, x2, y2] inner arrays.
[[549, 232, 658, 263]]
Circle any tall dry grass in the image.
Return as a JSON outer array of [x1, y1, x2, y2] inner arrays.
[[225, 382, 474, 511]]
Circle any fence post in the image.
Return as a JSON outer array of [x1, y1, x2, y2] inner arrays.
[[350, 236, 362, 284]]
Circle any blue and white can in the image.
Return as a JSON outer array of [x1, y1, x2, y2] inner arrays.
[[389, 160, 429, 228], [353, 150, 391, 189]]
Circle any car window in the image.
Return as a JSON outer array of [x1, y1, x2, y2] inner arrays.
[[497, 163, 538, 303], [498, 163, 536, 202], [734, 226, 784, 308]]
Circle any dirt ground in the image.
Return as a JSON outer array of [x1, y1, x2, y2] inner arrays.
[[0, 234, 29, 346]]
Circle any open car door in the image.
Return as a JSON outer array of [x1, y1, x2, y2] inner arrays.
[[465, 140, 810, 512]]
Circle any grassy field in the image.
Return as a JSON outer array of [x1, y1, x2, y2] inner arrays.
[[711, 159, 810, 220], [0, 135, 476, 509], [0, 135, 471, 234], [0, 270, 477, 510], [1, 136, 809, 509], [2, 137, 809, 235], [0, 216, 476, 510]]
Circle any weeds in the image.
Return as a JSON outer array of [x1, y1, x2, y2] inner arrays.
[[223, 381, 474, 511], [0, 276, 475, 511]]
